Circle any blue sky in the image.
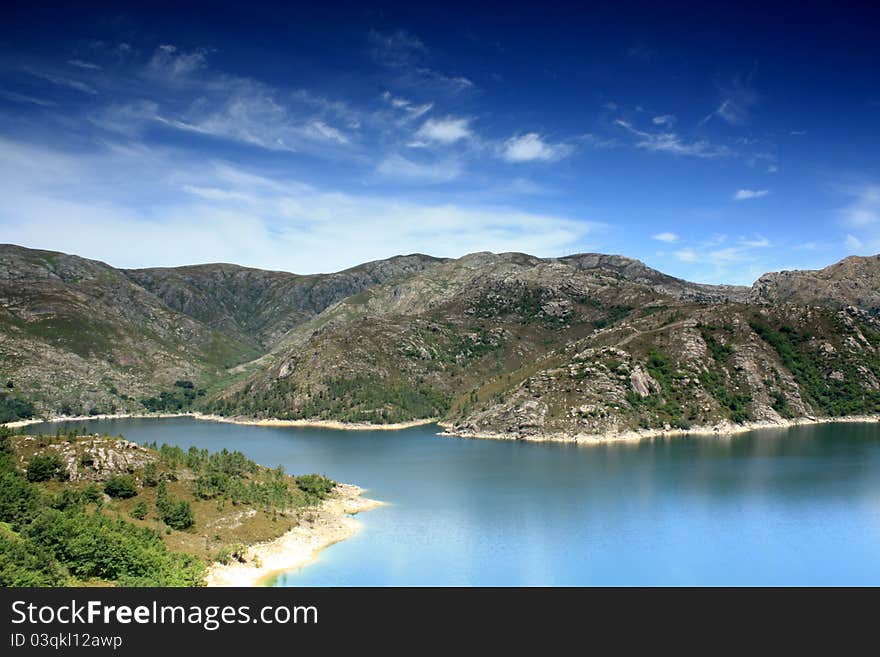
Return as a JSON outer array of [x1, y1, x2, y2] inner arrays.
[[0, 1, 878, 284]]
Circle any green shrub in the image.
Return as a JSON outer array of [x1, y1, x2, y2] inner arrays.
[[80, 484, 102, 505], [25, 508, 203, 585], [295, 474, 336, 501], [214, 543, 247, 565], [104, 475, 138, 499], [0, 393, 35, 423], [161, 500, 194, 531], [26, 454, 68, 482], [0, 530, 67, 586], [155, 480, 194, 530], [701, 328, 734, 363], [0, 426, 12, 456], [130, 501, 148, 520], [0, 471, 43, 529], [142, 461, 158, 487]]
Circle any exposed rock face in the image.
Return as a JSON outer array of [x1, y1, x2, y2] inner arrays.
[[559, 253, 750, 302], [629, 366, 657, 397], [19, 435, 156, 481], [750, 255, 880, 311]]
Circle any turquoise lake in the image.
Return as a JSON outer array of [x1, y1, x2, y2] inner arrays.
[[27, 418, 880, 585]]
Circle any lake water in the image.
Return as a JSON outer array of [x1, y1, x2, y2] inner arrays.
[[26, 418, 880, 585]]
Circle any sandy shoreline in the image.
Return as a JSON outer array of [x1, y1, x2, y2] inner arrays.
[[205, 483, 382, 587], [193, 413, 438, 431], [438, 414, 880, 444], [3, 411, 438, 431]]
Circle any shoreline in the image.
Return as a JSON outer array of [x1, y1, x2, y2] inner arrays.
[[192, 413, 438, 431], [437, 414, 880, 444], [3, 412, 438, 431], [205, 483, 383, 587], [8, 409, 880, 444]]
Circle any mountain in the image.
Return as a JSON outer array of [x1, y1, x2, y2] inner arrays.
[[4, 243, 880, 441], [750, 255, 880, 311], [0, 244, 441, 420], [0, 244, 256, 419], [125, 254, 445, 350], [212, 250, 880, 438]]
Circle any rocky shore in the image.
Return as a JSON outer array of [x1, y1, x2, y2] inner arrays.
[[439, 414, 880, 444]]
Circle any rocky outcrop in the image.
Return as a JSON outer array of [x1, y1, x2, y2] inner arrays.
[[629, 366, 658, 397], [18, 435, 156, 481], [750, 255, 880, 311]]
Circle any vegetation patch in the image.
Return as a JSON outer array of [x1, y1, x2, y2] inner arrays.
[[104, 474, 138, 499], [26, 453, 68, 482], [0, 393, 35, 423], [0, 426, 340, 587], [750, 318, 880, 416], [141, 380, 206, 413], [592, 305, 634, 330]]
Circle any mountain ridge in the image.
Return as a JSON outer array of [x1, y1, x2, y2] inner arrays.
[[4, 242, 880, 441]]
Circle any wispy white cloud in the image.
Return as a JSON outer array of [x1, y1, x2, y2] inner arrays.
[[577, 133, 619, 149], [381, 91, 433, 121], [845, 234, 863, 251], [170, 95, 351, 151], [145, 44, 208, 80], [665, 233, 774, 284], [0, 90, 56, 107], [416, 69, 474, 92], [180, 184, 256, 203], [652, 231, 679, 243], [67, 59, 102, 71], [0, 137, 599, 272], [375, 153, 461, 182], [740, 234, 770, 247], [733, 189, 769, 200], [614, 119, 730, 158], [415, 117, 472, 144], [500, 133, 573, 163], [307, 120, 350, 144], [652, 114, 675, 126], [369, 29, 427, 68], [369, 29, 473, 93], [840, 184, 880, 226], [88, 46, 356, 155], [674, 247, 697, 262], [14, 38, 510, 190], [700, 74, 759, 126], [24, 68, 98, 94]]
